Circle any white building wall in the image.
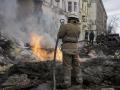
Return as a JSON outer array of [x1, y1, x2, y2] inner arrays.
[[90, 3, 96, 21], [80, 0, 82, 10], [89, 2, 97, 31]]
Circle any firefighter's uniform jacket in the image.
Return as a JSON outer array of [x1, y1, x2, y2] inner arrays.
[[57, 23, 83, 87], [58, 23, 80, 54]]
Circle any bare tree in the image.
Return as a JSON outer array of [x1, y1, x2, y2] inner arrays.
[[108, 16, 120, 34]]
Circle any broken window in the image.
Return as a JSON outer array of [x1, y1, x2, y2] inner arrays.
[[74, 2, 77, 12], [68, 1, 72, 12], [33, 0, 43, 14], [33, 0, 43, 23]]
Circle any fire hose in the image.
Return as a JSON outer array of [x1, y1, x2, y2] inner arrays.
[[53, 38, 59, 90], [52, 19, 64, 90]]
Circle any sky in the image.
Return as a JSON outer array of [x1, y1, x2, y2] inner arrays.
[[103, 0, 120, 33], [103, 0, 120, 16]]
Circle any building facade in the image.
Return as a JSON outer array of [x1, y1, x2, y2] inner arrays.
[[88, 0, 107, 40], [79, 0, 90, 40], [16, 0, 107, 41], [75, 0, 107, 41], [96, 0, 107, 34]]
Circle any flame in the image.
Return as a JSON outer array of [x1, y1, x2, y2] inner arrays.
[[30, 33, 62, 61]]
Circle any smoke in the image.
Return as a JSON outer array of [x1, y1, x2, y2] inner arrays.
[[0, 0, 61, 48]]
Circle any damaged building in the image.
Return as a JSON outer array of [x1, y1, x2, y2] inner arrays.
[[0, 0, 107, 43]]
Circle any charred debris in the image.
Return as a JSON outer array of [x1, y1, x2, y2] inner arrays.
[[0, 33, 120, 90]]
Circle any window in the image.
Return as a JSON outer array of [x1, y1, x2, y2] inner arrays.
[[82, 25, 86, 29], [62, 0, 65, 10], [50, 0, 53, 6], [74, 2, 77, 12], [33, 0, 43, 11], [82, 15, 86, 22], [68, 1, 72, 12]]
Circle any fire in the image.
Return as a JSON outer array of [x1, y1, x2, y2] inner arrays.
[[30, 33, 62, 61]]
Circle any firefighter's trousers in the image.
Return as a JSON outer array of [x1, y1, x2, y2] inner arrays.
[[62, 52, 83, 86]]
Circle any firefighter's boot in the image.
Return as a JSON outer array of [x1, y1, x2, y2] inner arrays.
[[62, 67, 71, 88], [72, 55, 83, 85], [57, 68, 71, 89]]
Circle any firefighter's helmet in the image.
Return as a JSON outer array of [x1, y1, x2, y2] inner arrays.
[[68, 13, 80, 22]]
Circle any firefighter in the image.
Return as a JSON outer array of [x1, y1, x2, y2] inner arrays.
[[57, 14, 83, 88]]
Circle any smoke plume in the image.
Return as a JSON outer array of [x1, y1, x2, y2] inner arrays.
[[0, 0, 61, 48]]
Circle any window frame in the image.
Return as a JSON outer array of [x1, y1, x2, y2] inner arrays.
[[74, 2, 78, 12], [68, 1, 72, 12]]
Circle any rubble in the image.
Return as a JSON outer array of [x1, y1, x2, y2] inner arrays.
[[31, 83, 52, 90], [14, 49, 37, 62], [0, 35, 120, 90], [1, 74, 31, 90], [0, 57, 119, 90]]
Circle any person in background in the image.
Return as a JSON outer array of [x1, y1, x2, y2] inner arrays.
[[85, 31, 88, 41], [89, 31, 95, 45]]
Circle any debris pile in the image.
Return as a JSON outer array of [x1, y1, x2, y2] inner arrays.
[[0, 57, 119, 90], [0, 35, 120, 90]]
